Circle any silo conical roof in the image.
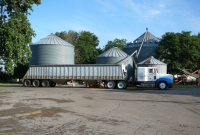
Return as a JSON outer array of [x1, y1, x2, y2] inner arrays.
[[133, 30, 160, 44], [124, 28, 161, 62], [33, 33, 74, 47], [137, 56, 165, 65], [97, 47, 128, 57]]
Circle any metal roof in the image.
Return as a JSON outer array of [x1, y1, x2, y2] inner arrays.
[[32, 33, 74, 47], [133, 29, 160, 43], [137, 56, 166, 65], [126, 28, 160, 47], [97, 47, 128, 57]]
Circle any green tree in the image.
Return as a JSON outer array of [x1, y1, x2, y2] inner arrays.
[[0, 0, 41, 74], [0, 59, 4, 71], [75, 31, 99, 64], [13, 63, 29, 79], [55, 30, 78, 46], [103, 38, 127, 51], [157, 31, 200, 74]]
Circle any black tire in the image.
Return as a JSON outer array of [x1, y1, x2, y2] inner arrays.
[[158, 82, 167, 90], [24, 80, 31, 87], [107, 81, 115, 89], [32, 80, 40, 87], [117, 81, 126, 89], [41, 80, 49, 87], [49, 81, 56, 87]]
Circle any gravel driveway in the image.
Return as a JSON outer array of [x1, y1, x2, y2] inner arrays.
[[0, 86, 200, 135]]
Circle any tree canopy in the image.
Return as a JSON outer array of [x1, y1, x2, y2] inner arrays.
[[75, 31, 99, 64], [55, 30, 78, 46], [56, 30, 100, 64], [103, 38, 127, 51], [157, 31, 200, 74], [0, 0, 41, 74]]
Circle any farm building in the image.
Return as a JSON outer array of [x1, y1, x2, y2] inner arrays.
[[29, 33, 75, 66], [124, 28, 160, 62]]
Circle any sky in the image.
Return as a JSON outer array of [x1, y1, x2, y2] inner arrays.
[[28, 0, 200, 48]]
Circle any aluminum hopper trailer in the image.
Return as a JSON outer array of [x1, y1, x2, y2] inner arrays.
[[22, 64, 128, 89]]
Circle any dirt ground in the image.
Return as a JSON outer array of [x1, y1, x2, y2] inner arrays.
[[0, 86, 200, 135]]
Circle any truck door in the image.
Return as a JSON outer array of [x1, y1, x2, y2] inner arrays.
[[148, 68, 157, 81]]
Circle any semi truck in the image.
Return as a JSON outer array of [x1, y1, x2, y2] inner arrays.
[[22, 62, 173, 90]]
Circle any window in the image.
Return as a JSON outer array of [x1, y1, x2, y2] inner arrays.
[[149, 69, 153, 73]]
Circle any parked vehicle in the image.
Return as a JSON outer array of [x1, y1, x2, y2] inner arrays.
[[134, 66, 173, 89], [22, 64, 128, 89], [22, 64, 173, 89]]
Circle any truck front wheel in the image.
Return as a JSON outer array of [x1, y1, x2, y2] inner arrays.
[[107, 81, 115, 89], [158, 82, 167, 90]]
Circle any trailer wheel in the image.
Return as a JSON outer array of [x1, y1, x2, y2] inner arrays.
[[41, 80, 49, 87], [107, 81, 115, 89], [24, 80, 31, 87], [158, 82, 167, 90], [32, 80, 40, 87], [49, 81, 56, 87], [117, 81, 126, 89]]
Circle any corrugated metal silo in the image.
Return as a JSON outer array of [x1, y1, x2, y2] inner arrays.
[[30, 33, 74, 66], [137, 56, 167, 74], [96, 47, 134, 76], [96, 47, 128, 64], [124, 28, 160, 62]]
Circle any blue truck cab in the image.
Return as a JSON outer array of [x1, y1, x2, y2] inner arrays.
[[137, 67, 173, 90]]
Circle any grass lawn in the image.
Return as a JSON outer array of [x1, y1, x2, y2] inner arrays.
[[0, 82, 22, 87], [173, 84, 199, 88]]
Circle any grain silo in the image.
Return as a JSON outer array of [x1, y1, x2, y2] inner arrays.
[[124, 28, 160, 62], [30, 33, 74, 66], [96, 47, 129, 64], [96, 47, 134, 76], [137, 56, 167, 74]]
